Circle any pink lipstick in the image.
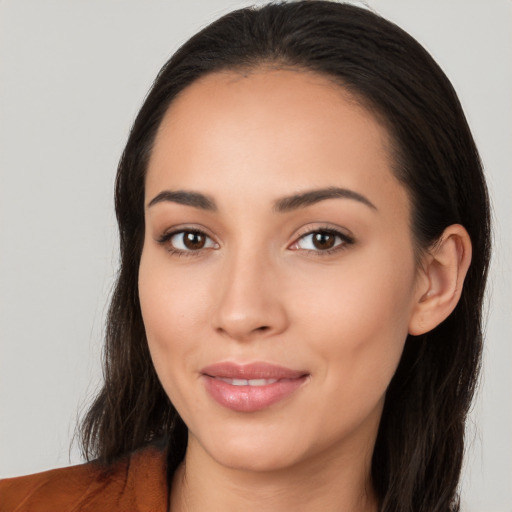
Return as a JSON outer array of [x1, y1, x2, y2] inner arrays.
[[201, 362, 309, 412]]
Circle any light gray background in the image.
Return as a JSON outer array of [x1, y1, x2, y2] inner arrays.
[[0, 1, 510, 510]]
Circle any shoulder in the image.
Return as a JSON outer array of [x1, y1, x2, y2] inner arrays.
[[0, 443, 169, 512]]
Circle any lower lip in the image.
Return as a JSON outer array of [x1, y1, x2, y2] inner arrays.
[[203, 375, 308, 412]]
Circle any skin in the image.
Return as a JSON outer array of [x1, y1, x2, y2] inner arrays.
[[138, 69, 471, 512]]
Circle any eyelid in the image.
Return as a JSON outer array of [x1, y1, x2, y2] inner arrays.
[[155, 223, 217, 242], [288, 225, 355, 253], [156, 226, 220, 256]]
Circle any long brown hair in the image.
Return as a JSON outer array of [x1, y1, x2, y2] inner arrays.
[[79, 2, 491, 510]]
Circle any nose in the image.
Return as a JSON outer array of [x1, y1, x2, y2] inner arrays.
[[212, 250, 289, 342]]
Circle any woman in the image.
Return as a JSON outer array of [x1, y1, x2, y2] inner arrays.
[[0, 1, 491, 511]]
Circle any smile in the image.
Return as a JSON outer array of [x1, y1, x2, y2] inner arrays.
[[201, 362, 309, 412]]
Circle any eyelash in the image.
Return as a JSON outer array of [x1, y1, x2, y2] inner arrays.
[[156, 226, 354, 258], [291, 227, 354, 256], [156, 229, 218, 258]]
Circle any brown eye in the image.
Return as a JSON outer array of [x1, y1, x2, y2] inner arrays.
[[292, 228, 353, 253], [311, 232, 336, 250], [183, 231, 206, 250], [164, 230, 218, 253]]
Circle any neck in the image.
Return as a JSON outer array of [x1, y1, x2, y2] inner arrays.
[[170, 436, 378, 512]]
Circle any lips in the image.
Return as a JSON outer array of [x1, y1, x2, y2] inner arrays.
[[201, 362, 309, 412]]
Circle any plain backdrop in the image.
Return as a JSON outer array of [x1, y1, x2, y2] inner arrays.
[[0, 1, 510, 510]]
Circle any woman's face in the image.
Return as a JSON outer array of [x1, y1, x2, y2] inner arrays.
[[139, 69, 423, 473]]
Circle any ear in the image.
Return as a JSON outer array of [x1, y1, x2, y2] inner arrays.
[[409, 224, 472, 336]]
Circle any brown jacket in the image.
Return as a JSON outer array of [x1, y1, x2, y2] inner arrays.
[[0, 444, 169, 512]]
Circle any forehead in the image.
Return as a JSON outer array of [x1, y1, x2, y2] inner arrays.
[[146, 68, 407, 218]]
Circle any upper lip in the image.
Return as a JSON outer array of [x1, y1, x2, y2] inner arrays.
[[201, 362, 308, 380]]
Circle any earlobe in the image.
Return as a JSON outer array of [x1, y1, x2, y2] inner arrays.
[[409, 224, 472, 336]]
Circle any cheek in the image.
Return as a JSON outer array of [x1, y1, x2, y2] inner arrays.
[[138, 249, 209, 386], [294, 252, 416, 389]]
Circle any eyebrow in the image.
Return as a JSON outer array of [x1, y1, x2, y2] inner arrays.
[[147, 186, 376, 212], [273, 186, 377, 212], [147, 190, 217, 211]]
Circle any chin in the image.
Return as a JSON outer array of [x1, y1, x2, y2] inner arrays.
[[190, 423, 311, 474]]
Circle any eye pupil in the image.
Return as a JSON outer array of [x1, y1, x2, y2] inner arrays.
[[184, 232, 205, 250], [313, 232, 335, 250]]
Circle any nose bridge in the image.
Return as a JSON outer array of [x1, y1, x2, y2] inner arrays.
[[213, 242, 288, 341]]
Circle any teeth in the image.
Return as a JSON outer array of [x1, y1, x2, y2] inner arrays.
[[248, 378, 278, 386], [219, 378, 278, 386]]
